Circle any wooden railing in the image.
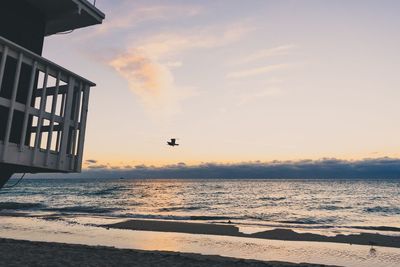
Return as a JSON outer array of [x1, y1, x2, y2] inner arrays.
[[0, 36, 95, 173]]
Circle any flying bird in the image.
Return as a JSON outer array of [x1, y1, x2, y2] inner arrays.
[[167, 138, 179, 147]]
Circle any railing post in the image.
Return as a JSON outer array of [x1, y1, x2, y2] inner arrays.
[[70, 82, 83, 171], [44, 72, 61, 166], [55, 92, 66, 152], [32, 67, 49, 165], [45, 72, 61, 165], [76, 85, 90, 172], [2, 52, 23, 161], [57, 77, 75, 170], [20, 61, 38, 151], [0, 46, 9, 92]]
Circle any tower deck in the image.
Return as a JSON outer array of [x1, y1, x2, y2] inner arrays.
[[0, 36, 93, 181]]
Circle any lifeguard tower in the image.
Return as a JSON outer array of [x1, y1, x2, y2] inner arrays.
[[0, 0, 105, 188]]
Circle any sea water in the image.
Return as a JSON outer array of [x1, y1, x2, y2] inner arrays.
[[0, 178, 399, 236]]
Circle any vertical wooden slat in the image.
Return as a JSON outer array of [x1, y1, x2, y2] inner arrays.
[[60, 91, 66, 117], [76, 85, 90, 172], [45, 72, 61, 165], [32, 67, 49, 165], [57, 77, 75, 170], [0, 46, 9, 92], [70, 82, 83, 170], [2, 52, 23, 160], [20, 61, 38, 151], [55, 128, 61, 152], [55, 92, 66, 152]]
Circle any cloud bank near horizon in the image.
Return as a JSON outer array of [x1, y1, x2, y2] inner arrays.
[[27, 158, 400, 179]]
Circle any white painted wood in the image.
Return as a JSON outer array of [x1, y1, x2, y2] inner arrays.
[[0, 36, 93, 174], [0, 46, 8, 92], [32, 68, 49, 165], [70, 82, 83, 170], [76, 85, 90, 172], [20, 61, 38, 152], [45, 72, 61, 165], [2, 53, 23, 161], [58, 77, 75, 170]]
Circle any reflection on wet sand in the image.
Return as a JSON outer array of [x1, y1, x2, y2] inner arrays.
[[105, 219, 400, 248]]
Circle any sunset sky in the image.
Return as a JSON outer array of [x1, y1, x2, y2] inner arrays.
[[43, 0, 400, 169]]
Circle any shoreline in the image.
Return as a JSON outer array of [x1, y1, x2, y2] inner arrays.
[[105, 219, 400, 248], [0, 237, 336, 267]]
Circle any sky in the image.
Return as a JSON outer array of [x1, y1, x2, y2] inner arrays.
[[42, 0, 400, 171]]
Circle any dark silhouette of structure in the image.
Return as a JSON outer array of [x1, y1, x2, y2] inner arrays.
[[167, 138, 179, 147], [0, 0, 105, 188]]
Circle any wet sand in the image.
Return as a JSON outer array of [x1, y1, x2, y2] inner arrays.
[[105, 219, 400, 248], [0, 238, 335, 267]]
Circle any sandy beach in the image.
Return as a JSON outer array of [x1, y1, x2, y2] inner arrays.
[[0, 238, 334, 267], [1, 215, 400, 267], [105, 219, 400, 248]]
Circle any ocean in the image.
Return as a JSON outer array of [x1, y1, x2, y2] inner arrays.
[[1, 178, 399, 236]]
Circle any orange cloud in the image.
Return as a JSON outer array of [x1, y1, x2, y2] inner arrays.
[[110, 49, 186, 117], [111, 52, 172, 100], [109, 23, 252, 116]]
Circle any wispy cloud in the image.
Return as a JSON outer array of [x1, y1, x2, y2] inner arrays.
[[226, 63, 291, 79], [96, 4, 203, 34], [109, 24, 251, 115], [232, 44, 296, 65], [130, 24, 251, 58], [237, 87, 282, 106]]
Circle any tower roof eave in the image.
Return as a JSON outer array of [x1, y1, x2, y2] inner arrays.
[[25, 0, 105, 35]]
